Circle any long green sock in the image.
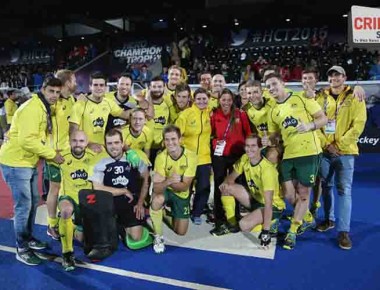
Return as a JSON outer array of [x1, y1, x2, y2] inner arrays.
[[59, 218, 74, 253], [150, 207, 163, 236], [221, 196, 237, 226]]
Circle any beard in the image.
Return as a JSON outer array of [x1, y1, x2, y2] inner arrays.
[[151, 91, 164, 100], [72, 147, 84, 157]]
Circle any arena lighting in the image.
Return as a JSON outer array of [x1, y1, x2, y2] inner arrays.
[[159, 19, 164, 22], [180, 27, 184, 30], [58, 39, 62, 42], [235, 22, 239, 26], [286, 18, 291, 22], [343, 14, 348, 17], [81, 37, 85, 40], [202, 24, 207, 28]]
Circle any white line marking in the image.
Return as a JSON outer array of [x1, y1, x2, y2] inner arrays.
[[0, 245, 230, 290]]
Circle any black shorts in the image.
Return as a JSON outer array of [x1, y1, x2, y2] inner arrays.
[[113, 195, 145, 228]]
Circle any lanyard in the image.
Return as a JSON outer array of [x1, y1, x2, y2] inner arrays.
[[222, 119, 232, 141], [334, 89, 350, 117]]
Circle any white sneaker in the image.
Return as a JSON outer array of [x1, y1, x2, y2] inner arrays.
[[153, 235, 165, 254]]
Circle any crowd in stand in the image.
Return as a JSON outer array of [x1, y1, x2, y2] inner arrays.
[[180, 40, 379, 84], [0, 42, 102, 92], [1, 32, 379, 96]]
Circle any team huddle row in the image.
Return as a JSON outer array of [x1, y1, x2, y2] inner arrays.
[[0, 64, 366, 271]]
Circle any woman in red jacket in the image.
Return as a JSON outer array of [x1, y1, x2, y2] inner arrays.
[[210, 88, 251, 236]]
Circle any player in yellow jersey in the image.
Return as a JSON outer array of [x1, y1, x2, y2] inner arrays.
[[265, 72, 327, 250], [57, 130, 95, 271], [300, 68, 337, 218], [150, 125, 197, 253], [245, 80, 279, 163], [163, 65, 183, 106], [122, 108, 153, 158], [69, 72, 132, 153], [45, 69, 77, 240], [145, 76, 170, 166], [219, 135, 285, 247], [168, 82, 192, 124], [4, 89, 18, 129]]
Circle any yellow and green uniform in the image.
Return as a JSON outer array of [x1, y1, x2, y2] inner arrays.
[[246, 96, 277, 138], [221, 154, 285, 227], [58, 148, 95, 254], [51, 95, 76, 151], [146, 100, 170, 149], [321, 86, 366, 155], [4, 98, 18, 125], [0, 96, 56, 167], [175, 105, 212, 165], [59, 149, 95, 204], [152, 147, 197, 223], [268, 92, 322, 159], [233, 154, 285, 210], [122, 125, 153, 151], [154, 147, 198, 199], [44, 95, 76, 183], [69, 96, 123, 145]]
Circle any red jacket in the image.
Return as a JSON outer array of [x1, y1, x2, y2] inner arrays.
[[211, 108, 251, 157]]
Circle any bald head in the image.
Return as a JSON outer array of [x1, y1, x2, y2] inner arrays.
[[211, 74, 226, 94]]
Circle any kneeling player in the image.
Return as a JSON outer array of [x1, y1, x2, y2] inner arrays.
[[58, 130, 96, 271], [89, 129, 152, 252], [219, 134, 285, 248], [150, 125, 197, 253]]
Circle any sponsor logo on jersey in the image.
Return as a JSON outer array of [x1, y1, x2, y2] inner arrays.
[[282, 116, 298, 129], [258, 123, 268, 131], [154, 116, 167, 125], [113, 118, 127, 127], [112, 176, 129, 186], [93, 117, 105, 127], [71, 169, 88, 180]]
